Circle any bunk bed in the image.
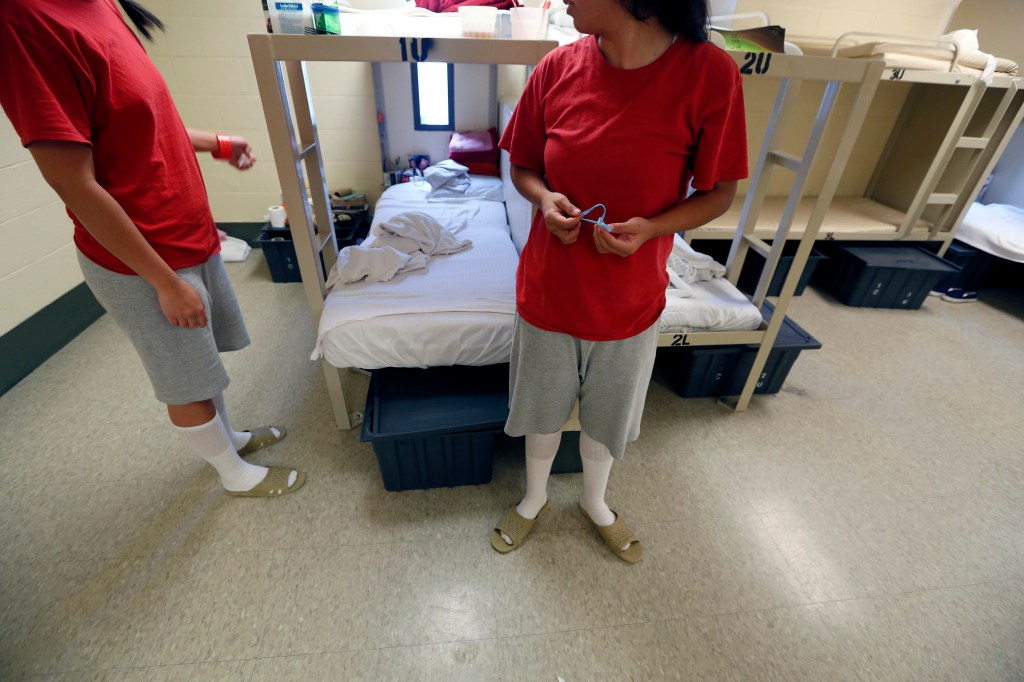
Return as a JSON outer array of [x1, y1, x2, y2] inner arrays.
[[248, 30, 883, 429], [688, 29, 1024, 257]]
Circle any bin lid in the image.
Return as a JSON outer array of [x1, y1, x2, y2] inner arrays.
[[361, 364, 510, 442], [839, 245, 960, 273], [761, 301, 822, 351]]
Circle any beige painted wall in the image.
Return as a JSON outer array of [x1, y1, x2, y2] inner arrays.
[[736, 0, 962, 40]]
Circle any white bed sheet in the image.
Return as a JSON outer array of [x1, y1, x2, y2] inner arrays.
[[659, 277, 764, 334], [315, 182, 518, 369], [956, 202, 1024, 264], [317, 182, 762, 367]]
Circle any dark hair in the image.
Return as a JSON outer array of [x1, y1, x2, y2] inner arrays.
[[620, 0, 709, 43], [117, 0, 165, 41]]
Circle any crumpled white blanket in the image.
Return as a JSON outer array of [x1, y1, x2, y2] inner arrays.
[[666, 235, 726, 292], [325, 211, 471, 288], [423, 159, 471, 196]]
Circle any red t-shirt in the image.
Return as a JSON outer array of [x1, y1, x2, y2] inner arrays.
[[0, 0, 220, 275], [499, 36, 748, 341]]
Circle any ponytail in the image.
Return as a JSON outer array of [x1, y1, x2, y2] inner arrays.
[[117, 0, 165, 42]]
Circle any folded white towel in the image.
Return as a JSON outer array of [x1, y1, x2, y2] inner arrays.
[[220, 235, 252, 262]]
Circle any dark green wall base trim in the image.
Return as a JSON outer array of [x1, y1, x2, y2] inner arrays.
[[217, 221, 267, 247], [0, 282, 106, 397]]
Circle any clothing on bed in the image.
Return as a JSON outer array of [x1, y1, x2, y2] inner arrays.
[[326, 211, 472, 286], [499, 35, 748, 342], [424, 159, 471, 196]]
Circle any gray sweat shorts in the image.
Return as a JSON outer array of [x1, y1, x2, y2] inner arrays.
[[77, 251, 251, 405], [504, 316, 660, 459]]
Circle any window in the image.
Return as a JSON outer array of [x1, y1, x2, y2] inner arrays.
[[411, 62, 455, 131]]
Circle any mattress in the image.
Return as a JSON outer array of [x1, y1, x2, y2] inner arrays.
[[955, 202, 1024, 264], [316, 182, 763, 368], [315, 181, 518, 369], [791, 38, 1018, 76]]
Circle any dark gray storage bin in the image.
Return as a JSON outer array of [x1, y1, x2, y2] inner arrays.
[[257, 229, 302, 283], [738, 242, 827, 296], [360, 364, 509, 491], [817, 245, 961, 309], [933, 240, 994, 291], [657, 301, 821, 399]]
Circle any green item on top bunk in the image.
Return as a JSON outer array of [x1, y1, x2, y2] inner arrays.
[[711, 25, 786, 53]]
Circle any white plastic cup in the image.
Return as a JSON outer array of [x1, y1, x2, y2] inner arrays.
[[459, 6, 498, 38], [268, 205, 287, 228], [510, 7, 546, 40]]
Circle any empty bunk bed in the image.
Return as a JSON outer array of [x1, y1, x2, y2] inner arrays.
[[690, 29, 1023, 256], [248, 28, 882, 429]]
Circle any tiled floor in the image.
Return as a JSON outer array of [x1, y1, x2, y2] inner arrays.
[[1, 253, 1022, 681]]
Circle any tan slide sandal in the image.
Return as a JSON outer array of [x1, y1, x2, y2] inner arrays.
[[226, 466, 306, 498], [491, 501, 549, 554], [580, 506, 643, 564], [237, 426, 287, 457]]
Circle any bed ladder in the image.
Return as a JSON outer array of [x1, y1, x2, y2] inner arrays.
[[933, 80, 1024, 250], [893, 78, 990, 240], [721, 58, 884, 411]]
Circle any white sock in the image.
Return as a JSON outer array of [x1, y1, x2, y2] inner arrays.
[[175, 415, 270, 492], [212, 392, 281, 451], [502, 431, 561, 545], [579, 430, 629, 550]]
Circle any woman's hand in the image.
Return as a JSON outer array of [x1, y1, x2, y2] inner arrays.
[[594, 216, 655, 257], [157, 278, 208, 328], [226, 136, 255, 170], [540, 192, 582, 244]]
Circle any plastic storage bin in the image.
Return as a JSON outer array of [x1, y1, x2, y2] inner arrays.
[[360, 364, 510, 491], [257, 229, 302, 283], [932, 240, 993, 291], [816, 244, 960, 309], [738, 243, 827, 296], [657, 302, 821, 399]]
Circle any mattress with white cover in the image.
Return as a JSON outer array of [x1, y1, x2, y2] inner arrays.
[[315, 181, 762, 368], [315, 179, 518, 369], [956, 202, 1024, 263]]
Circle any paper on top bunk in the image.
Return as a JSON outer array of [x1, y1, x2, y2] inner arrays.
[[956, 202, 1024, 264]]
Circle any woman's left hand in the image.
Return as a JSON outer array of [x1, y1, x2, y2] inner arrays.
[[227, 136, 256, 170], [594, 217, 653, 257]]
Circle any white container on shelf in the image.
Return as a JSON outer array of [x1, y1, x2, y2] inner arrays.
[[268, 0, 312, 34], [458, 6, 498, 38]]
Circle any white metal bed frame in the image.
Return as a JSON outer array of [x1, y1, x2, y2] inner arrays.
[[690, 29, 1024, 255], [248, 33, 883, 429]]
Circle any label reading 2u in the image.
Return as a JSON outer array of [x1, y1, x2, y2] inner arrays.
[[740, 52, 772, 76]]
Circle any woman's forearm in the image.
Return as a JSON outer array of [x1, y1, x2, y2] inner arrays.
[[646, 181, 738, 238], [29, 142, 180, 290], [186, 128, 218, 154], [510, 165, 554, 207]]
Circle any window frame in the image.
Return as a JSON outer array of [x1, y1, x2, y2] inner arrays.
[[410, 62, 455, 132]]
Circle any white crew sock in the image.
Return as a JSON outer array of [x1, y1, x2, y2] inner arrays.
[[579, 430, 629, 550], [212, 392, 281, 451], [501, 430, 562, 546], [175, 415, 271, 492]]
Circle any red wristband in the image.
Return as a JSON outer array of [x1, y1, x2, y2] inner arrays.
[[212, 134, 233, 160]]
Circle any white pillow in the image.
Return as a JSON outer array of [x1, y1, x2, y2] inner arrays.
[[428, 175, 504, 202]]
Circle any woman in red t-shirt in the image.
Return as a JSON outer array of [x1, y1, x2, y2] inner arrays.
[[0, 0, 305, 497], [492, 0, 748, 561]]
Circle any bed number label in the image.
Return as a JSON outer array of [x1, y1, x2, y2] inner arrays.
[[398, 37, 432, 62], [740, 52, 772, 76], [671, 334, 691, 347], [889, 68, 906, 81]]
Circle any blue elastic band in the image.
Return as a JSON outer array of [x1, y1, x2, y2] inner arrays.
[[579, 203, 612, 232]]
